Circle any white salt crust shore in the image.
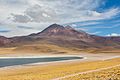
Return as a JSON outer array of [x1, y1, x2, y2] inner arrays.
[[0, 55, 83, 59], [0, 53, 120, 70], [0, 56, 86, 70]]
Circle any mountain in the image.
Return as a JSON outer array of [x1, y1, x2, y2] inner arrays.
[[0, 24, 120, 51], [0, 36, 10, 46], [29, 24, 95, 43]]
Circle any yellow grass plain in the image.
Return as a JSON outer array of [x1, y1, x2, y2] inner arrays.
[[0, 58, 120, 80], [63, 65, 120, 80]]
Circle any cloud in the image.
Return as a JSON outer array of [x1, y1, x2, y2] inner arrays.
[[70, 24, 77, 27], [0, 0, 28, 7], [69, 21, 101, 27], [0, 30, 10, 33], [99, 8, 120, 19], [10, 0, 103, 23], [17, 26, 33, 29], [12, 14, 31, 23], [0, 0, 120, 37], [67, 16, 120, 29], [0, 22, 51, 37], [0, 0, 29, 23], [11, 0, 120, 24], [107, 33, 120, 36], [89, 31, 101, 35]]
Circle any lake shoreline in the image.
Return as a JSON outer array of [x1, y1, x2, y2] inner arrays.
[[0, 53, 120, 70], [0, 55, 85, 69]]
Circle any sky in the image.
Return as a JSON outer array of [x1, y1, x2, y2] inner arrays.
[[0, 0, 120, 37]]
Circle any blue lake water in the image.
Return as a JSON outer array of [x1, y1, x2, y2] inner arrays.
[[0, 57, 83, 68]]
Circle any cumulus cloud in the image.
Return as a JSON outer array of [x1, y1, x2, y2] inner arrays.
[[12, 14, 31, 23], [0, 0, 120, 37], [10, 0, 119, 24]]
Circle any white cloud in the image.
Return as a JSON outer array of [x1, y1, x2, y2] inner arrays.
[[89, 31, 101, 35], [11, 0, 120, 24], [42, 13, 50, 18], [70, 24, 77, 27], [99, 8, 120, 19], [10, 0, 104, 23], [107, 33, 120, 36], [0, 0, 120, 37]]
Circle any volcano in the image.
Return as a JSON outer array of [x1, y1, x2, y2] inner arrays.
[[0, 24, 120, 49]]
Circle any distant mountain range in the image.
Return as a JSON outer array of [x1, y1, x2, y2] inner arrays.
[[0, 24, 120, 50]]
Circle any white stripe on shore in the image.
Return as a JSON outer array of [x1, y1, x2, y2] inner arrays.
[[0, 55, 83, 59], [52, 64, 120, 80]]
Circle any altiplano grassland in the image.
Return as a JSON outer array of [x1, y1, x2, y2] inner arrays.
[[0, 44, 82, 55], [0, 58, 120, 80], [0, 48, 16, 54], [63, 65, 120, 80], [1, 46, 120, 56]]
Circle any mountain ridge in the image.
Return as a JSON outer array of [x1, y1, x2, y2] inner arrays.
[[0, 24, 120, 49]]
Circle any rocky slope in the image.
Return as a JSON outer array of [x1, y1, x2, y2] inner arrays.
[[0, 24, 120, 49]]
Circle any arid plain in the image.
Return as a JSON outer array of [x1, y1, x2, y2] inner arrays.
[[0, 24, 120, 80]]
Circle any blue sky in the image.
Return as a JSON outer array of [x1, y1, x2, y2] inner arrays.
[[0, 0, 120, 37]]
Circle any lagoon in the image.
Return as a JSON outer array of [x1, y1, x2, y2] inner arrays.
[[0, 56, 83, 68]]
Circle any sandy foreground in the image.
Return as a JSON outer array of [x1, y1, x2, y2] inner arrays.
[[0, 53, 120, 80]]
